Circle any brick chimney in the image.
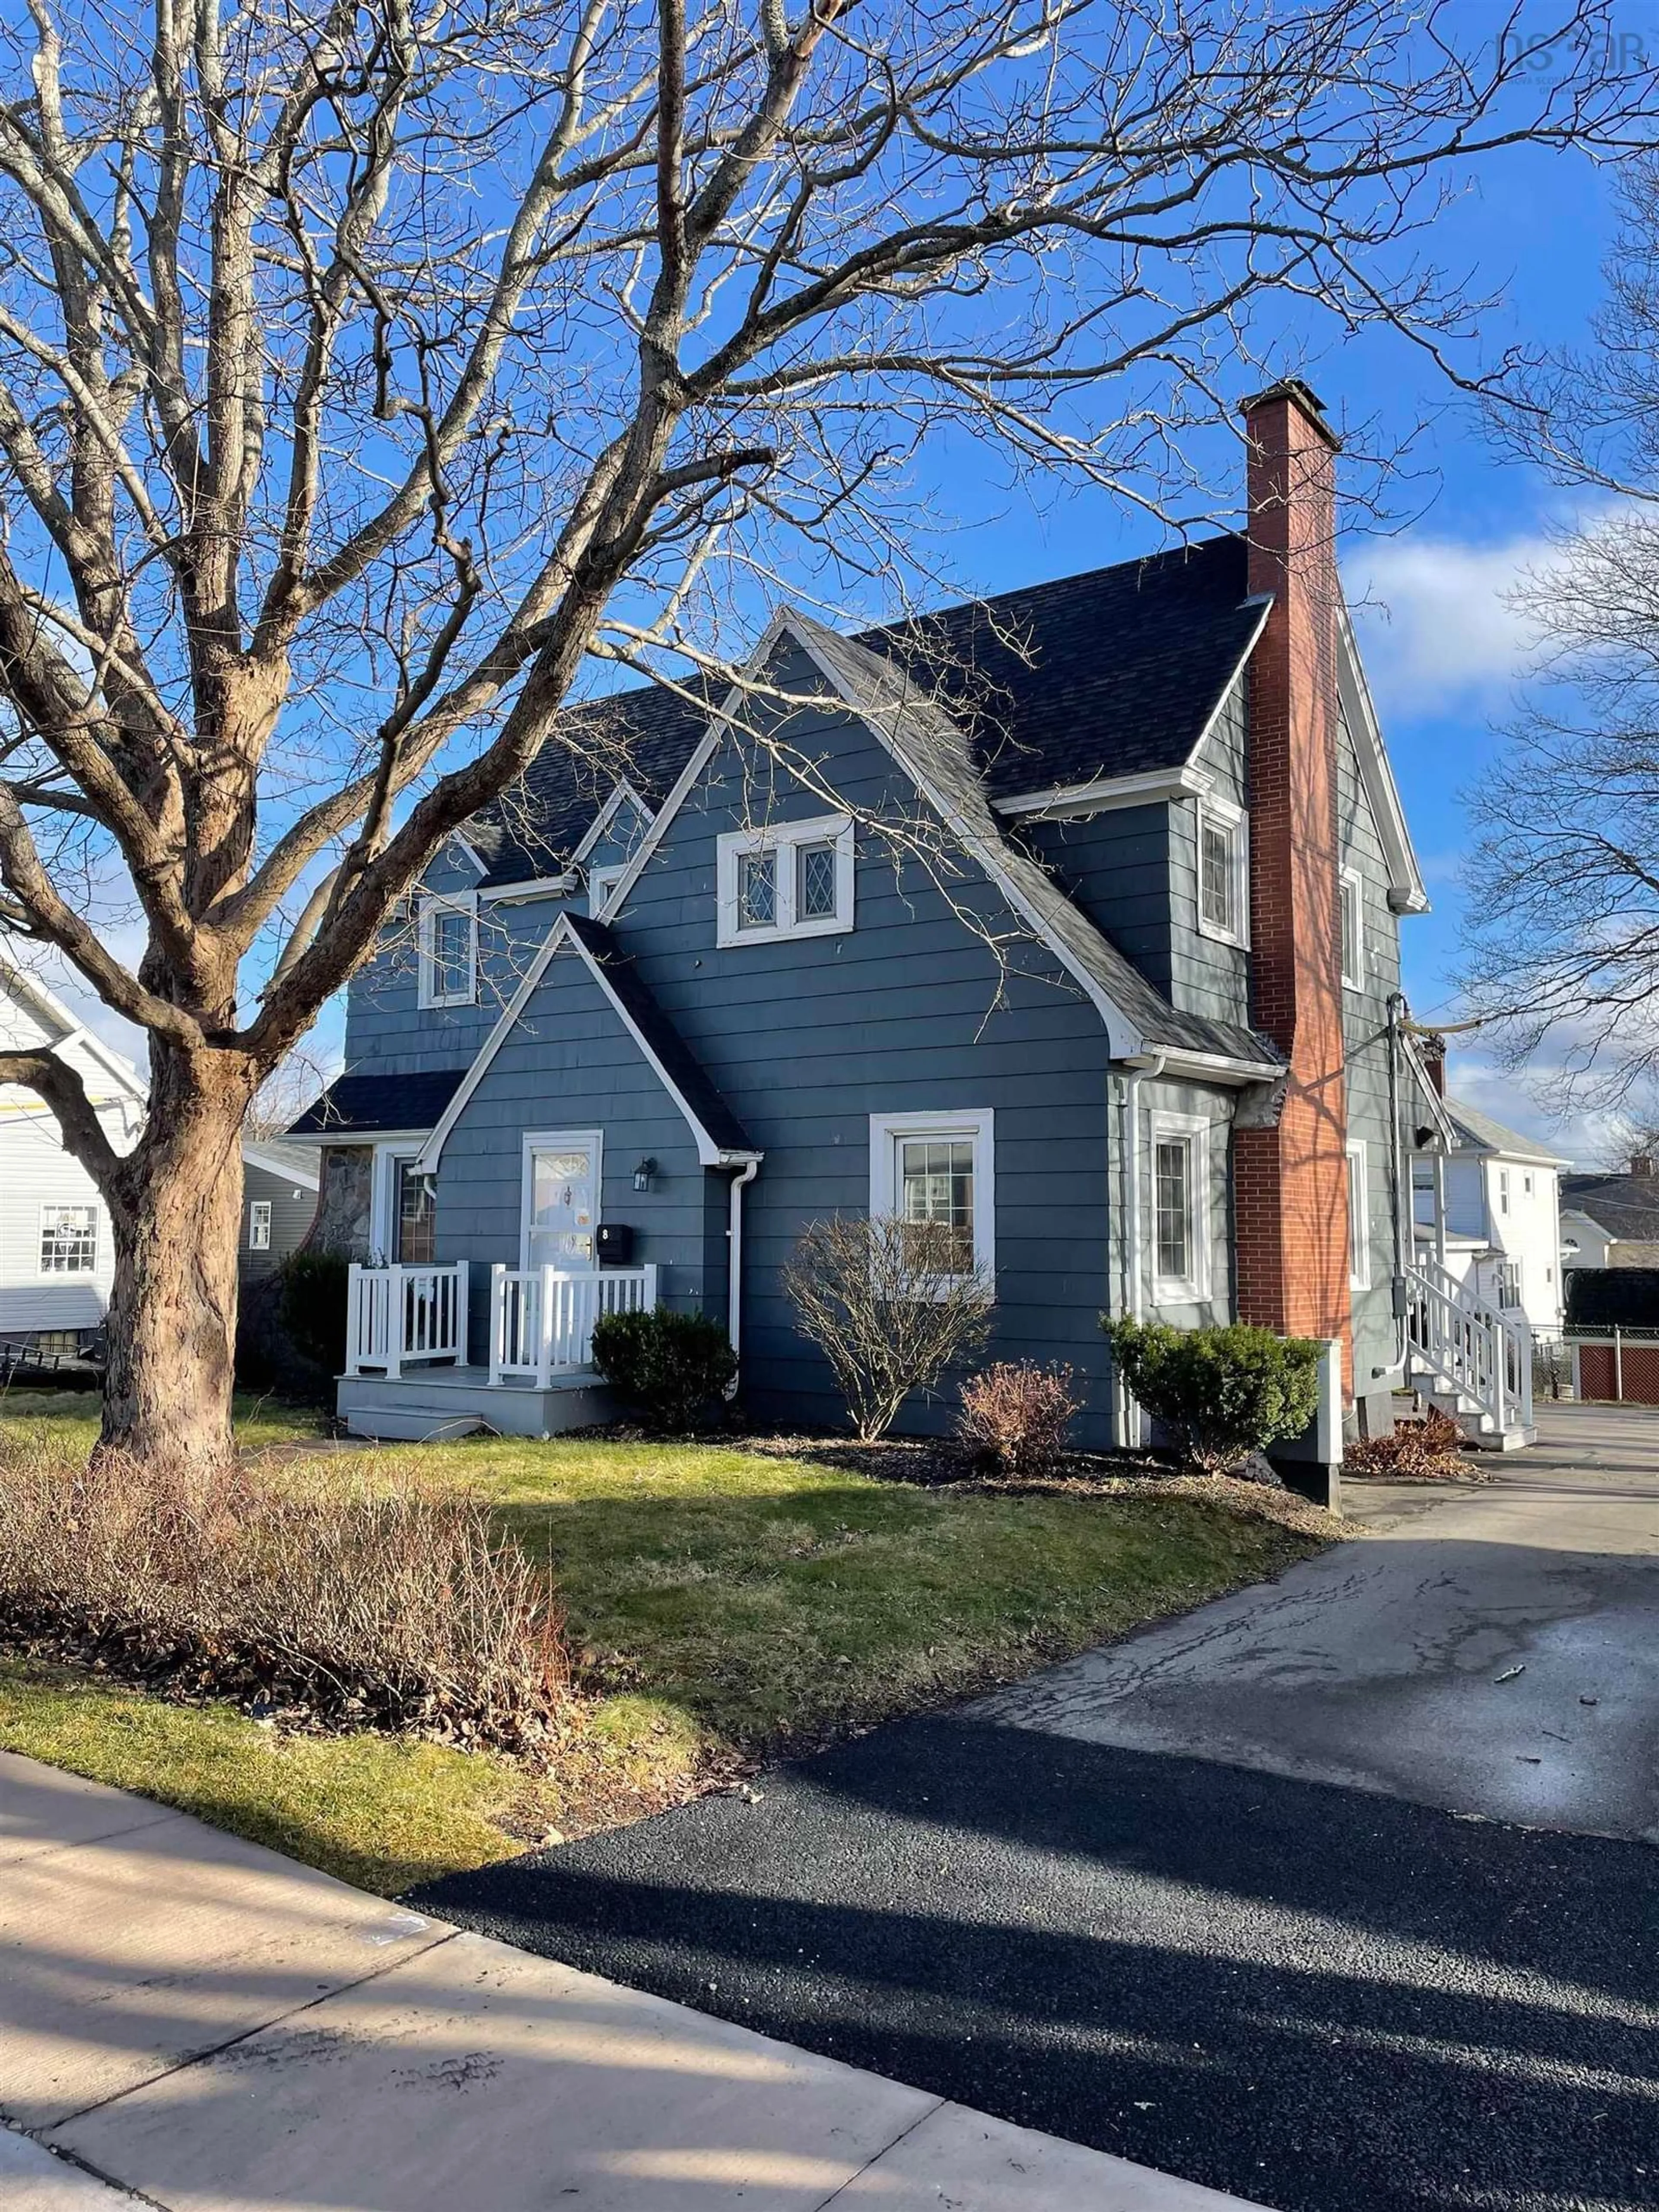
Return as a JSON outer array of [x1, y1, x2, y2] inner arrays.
[[1232, 379, 1353, 1381], [1421, 1032, 1446, 1097]]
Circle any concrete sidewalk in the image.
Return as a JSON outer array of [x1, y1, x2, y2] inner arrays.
[[0, 1751, 1261, 2212]]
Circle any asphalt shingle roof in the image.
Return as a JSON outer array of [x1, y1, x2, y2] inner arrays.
[[470, 536, 1261, 888], [1560, 1171, 1659, 1241], [561, 914, 755, 1156], [1442, 1098, 1567, 1165], [288, 1067, 469, 1137]]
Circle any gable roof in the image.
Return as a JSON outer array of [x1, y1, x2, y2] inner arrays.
[[416, 912, 757, 1172], [1443, 1098, 1569, 1166], [1559, 1170, 1659, 1241], [0, 959, 147, 1106], [242, 1137, 321, 1190], [784, 611, 1280, 1071], [288, 1066, 469, 1138]]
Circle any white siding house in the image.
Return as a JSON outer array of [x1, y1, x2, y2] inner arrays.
[[1411, 1097, 1567, 1342], [0, 964, 145, 1344]]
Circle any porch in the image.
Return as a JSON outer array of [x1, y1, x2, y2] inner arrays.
[[338, 1259, 659, 1440]]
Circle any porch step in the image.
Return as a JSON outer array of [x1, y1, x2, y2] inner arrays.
[[337, 1366, 618, 1442], [1421, 1385, 1534, 1453]]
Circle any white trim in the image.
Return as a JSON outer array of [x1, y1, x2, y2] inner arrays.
[[248, 1198, 273, 1251], [416, 889, 478, 1008], [1195, 790, 1249, 948], [993, 763, 1212, 822], [448, 831, 490, 879], [369, 1141, 426, 1262], [869, 1107, 995, 1285], [571, 779, 650, 867], [241, 1142, 321, 1192], [38, 1200, 98, 1279], [1347, 1136, 1371, 1290], [478, 872, 577, 904], [716, 813, 855, 946], [1336, 604, 1430, 914], [415, 913, 762, 1174], [1339, 865, 1364, 992], [588, 862, 627, 917], [520, 1128, 604, 1273], [1147, 1109, 1211, 1306]]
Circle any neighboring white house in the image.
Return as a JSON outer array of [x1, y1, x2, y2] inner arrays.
[[1411, 1097, 1567, 1342], [0, 962, 145, 1346]]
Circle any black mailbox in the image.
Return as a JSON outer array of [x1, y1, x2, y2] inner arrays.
[[596, 1222, 635, 1266]]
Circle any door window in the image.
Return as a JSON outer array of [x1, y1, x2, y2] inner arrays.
[[395, 1160, 436, 1264], [528, 1143, 598, 1268]]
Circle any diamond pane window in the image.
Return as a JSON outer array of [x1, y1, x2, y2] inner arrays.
[[798, 842, 837, 921], [40, 1204, 97, 1276], [737, 849, 777, 931]]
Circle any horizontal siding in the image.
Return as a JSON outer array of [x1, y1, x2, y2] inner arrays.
[[0, 1099, 123, 1333], [241, 1165, 319, 1281]]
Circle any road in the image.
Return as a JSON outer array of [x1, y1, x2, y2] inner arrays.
[[420, 1403, 1659, 2212]]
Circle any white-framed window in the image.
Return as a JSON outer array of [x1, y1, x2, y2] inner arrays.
[[39, 1203, 97, 1276], [1195, 794, 1248, 946], [417, 891, 478, 1007], [1498, 1166, 1510, 1217], [1523, 1172, 1534, 1197], [248, 1199, 272, 1251], [588, 863, 625, 918], [1497, 1257, 1523, 1309], [869, 1109, 995, 1284], [1347, 1138, 1370, 1290], [1148, 1111, 1211, 1305], [1339, 866, 1364, 991], [717, 815, 855, 947]]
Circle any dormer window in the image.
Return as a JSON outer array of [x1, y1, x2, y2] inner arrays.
[[417, 892, 477, 1007], [1195, 793, 1248, 947], [717, 815, 854, 946]]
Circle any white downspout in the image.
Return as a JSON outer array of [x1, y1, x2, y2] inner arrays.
[[1118, 1052, 1165, 1448], [727, 1159, 760, 1370]]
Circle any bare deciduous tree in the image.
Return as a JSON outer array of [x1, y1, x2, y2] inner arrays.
[[0, 0, 1648, 1467], [784, 1214, 995, 1439], [1466, 155, 1659, 1113]]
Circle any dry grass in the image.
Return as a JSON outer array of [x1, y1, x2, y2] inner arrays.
[[0, 1434, 567, 1751]]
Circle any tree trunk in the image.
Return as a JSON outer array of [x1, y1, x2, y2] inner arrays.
[[99, 1046, 257, 1472]]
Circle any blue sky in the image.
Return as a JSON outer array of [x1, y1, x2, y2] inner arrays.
[[48, 92, 1634, 1166]]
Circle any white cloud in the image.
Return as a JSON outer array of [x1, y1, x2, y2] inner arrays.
[[1343, 533, 1552, 715]]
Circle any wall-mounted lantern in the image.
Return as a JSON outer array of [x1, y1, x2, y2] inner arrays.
[[633, 1157, 658, 1193]]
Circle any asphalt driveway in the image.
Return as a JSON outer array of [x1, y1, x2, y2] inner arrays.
[[418, 1402, 1659, 2212]]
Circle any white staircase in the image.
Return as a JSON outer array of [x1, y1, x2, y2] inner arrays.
[[1404, 1258, 1535, 1450]]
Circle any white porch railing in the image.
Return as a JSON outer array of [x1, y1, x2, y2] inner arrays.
[[489, 1263, 659, 1385], [1405, 1256, 1533, 1435], [345, 1261, 469, 1378]]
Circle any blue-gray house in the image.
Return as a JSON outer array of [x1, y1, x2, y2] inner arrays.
[[293, 383, 1535, 1454]]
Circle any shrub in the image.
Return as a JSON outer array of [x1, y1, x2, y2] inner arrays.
[[957, 1361, 1080, 1474], [1104, 1317, 1321, 1477], [590, 1305, 737, 1431], [782, 1216, 994, 1441], [0, 1436, 566, 1751], [1345, 1404, 1466, 1480], [277, 1246, 352, 1375]]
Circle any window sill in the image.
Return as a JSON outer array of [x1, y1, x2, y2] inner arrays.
[[1195, 915, 1249, 950], [417, 991, 477, 1010], [717, 914, 851, 950], [1151, 1278, 1208, 1306]]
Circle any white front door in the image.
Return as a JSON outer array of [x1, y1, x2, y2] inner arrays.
[[521, 1131, 602, 1272]]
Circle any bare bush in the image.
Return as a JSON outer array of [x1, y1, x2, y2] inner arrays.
[[1344, 1406, 1468, 1483], [783, 1217, 992, 1442], [0, 1438, 566, 1751], [957, 1362, 1080, 1476]]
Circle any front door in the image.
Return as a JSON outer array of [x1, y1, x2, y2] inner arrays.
[[523, 1133, 601, 1272]]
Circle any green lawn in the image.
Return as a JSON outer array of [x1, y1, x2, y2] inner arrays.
[[0, 1388, 327, 1452], [0, 1402, 1336, 1892]]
